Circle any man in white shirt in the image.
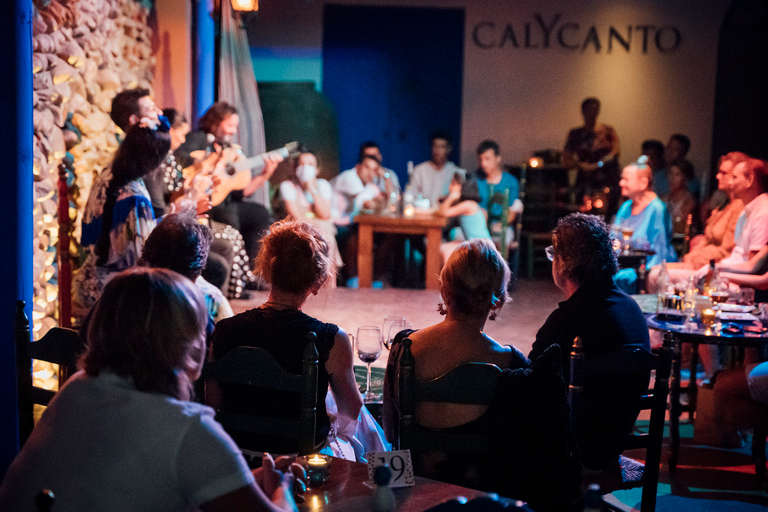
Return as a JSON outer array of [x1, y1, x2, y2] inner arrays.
[[410, 131, 466, 207], [331, 155, 393, 286], [359, 141, 401, 194]]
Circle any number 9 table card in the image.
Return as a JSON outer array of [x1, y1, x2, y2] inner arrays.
[[367, 450, 415, 488]]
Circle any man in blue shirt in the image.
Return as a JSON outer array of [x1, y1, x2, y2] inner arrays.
[[475, 139, 520, 224]]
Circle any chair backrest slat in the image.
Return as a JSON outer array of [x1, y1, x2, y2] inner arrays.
[[203, 333, 319, 456]]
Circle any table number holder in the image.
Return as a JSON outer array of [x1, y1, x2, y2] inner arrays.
[[367, 449, 415, 488]]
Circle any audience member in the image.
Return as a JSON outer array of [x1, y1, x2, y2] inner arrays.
[[139, 214, 233, 325], [665, 133, 701, 199], [613, 158, 677, 292], [331, 154, 391, 285], [719, 243, 768, 302], [210, 220, 387, 459], [437, 174, 492, 262], [658, 156, 768, 291], [663, 159, 699, 236], [562, 97, 621, 213], [73, 120, 170, 314], [359, 141, 401, 194], [475, 139, 521, 224], [384, 238, 528, 436], [410, 131, 466, 207], [277, 151, 342, 269], [529, 213, 651, 472], [0, 268, 300, 511], [648, 152, 746, 281]]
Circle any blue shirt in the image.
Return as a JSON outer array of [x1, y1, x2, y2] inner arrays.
[[615, 196, 677, 268], [477, 171, 519, 219]]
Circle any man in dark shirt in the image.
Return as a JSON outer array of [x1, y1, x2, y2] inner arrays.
[[529, 213, 650, 471]]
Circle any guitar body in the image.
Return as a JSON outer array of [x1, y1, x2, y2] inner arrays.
[[208, 142, 304, 206]]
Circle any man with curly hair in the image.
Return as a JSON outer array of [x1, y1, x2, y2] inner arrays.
[[529, 213, 650, 473]]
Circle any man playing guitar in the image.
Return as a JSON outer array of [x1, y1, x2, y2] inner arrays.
[[177, 102, 283, 274]]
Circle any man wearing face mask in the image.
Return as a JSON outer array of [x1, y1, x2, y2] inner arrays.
[[277, 151, 342, 269]]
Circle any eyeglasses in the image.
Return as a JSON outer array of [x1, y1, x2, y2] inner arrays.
[[545, 245, 555, 261]]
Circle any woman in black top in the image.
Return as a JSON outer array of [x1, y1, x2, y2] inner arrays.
[[210, 220, 362, 454]]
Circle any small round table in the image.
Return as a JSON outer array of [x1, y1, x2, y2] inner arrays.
[[646, 314, 768, 471]]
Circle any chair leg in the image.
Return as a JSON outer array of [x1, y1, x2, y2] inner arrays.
[[754, 426, 767, 482]]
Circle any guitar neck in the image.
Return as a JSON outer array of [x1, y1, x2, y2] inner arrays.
[[230, 146, 292, 175]]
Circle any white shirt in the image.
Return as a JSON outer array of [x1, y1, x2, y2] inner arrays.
[[330, 168, 384, 225], [409, 161, 466, 207], [280, 178, 333, 204], [720, 193, 768, 265], [0, 371, 254, 512]]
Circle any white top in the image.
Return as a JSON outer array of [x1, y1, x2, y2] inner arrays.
[[409, 161, 466, 207], [720, 193, 768, 265], [280, 178, 333, 204], [0, 371, 254, 512], [330, 168, 384, 225]]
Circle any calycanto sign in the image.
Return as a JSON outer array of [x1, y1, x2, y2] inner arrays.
[[472, 13, 681, 54]]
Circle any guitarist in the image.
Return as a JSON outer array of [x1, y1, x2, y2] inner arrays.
[[177, 102, 282, 274]]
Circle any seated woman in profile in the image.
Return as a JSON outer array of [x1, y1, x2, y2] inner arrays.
[[437, 175, 492, 263], [210, 220, 386, 460], [0, 268, 299, 512], [662, 159, 699, 237], [383, 238, 528, 435], [275, 151, 342, 270]]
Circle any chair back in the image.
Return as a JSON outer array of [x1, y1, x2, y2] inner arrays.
[[15, 300, 85, 446], [569, 332, 673, 512], [203, 333, 319, 456], [57, 162, 72, 328], [398, 336, 502, 455]]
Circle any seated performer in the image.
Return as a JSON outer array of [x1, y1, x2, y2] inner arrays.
[[474, 139, 520, 221], [437, 174, 492, 262], [159, 108, 254, 299], [0, 268, 300, 511], [210, 220, 388, 459], [613, 157, 677, 293], [176, 101, 281, 269], [331, 154, 392, 286], [410, 131, 466, 207], [276, 151, 342, 269], [73, 119, 170, 315], [530, 213, 650, 472]]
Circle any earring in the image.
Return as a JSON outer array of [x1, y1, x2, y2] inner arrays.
[[489, 310, 498, 321], [437, 302, 447, 315]]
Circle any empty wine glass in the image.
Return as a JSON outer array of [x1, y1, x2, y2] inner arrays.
[[354, 326, 383, 401], [383, 317, 407, 350]]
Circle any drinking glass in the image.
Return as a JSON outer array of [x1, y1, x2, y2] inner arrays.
[[354, 326, 383, 401], [383, 317, 407, 350], [620, 221, 634, 253]]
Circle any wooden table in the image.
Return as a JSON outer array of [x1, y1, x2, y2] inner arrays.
[[646, 314, 768, 471], [355, 213, 447, 290], [299, 457, 491, 511]]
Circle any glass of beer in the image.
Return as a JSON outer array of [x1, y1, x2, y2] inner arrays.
[[620, 222, 634, 253]]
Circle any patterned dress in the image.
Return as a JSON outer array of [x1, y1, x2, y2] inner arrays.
[[73, 167, 156, 315]]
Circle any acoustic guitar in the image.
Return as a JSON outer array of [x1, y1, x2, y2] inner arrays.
[[206, 141, 304, 206]]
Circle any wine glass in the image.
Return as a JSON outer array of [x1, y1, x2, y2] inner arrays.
[[354, 326, 383, 401], [383, 317, 406, 350]]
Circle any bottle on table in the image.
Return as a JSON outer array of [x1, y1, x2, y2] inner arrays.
[[702, 259, 717, 296], [583, 483, 602, 512], [656, 259, 670, 315]]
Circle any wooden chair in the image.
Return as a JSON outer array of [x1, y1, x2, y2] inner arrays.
[[671, 213, 694, 259], [202, 333, 319, 456], [15, 300, 85, 446], [487, 188, 510, 260], [569, 332, 674, 512], [397, 337, 503, 455], [519, 171, 558, 279]]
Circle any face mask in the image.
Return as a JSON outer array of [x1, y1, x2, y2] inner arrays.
[[296, 164, 317, 183]]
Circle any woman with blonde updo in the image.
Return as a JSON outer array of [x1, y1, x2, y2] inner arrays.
[[210, 220, 388, 459], [383, 238, 528, 438]]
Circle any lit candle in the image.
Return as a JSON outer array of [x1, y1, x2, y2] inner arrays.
[[303, 454, 330, 487], [701, 308, 716, 327]]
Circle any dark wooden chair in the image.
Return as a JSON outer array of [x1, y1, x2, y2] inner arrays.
[[569, 332, 674, 512], [397, 337, 503, 455], [487, 188, 511, 261], [202, 333, 319, 456], [15, 300, 85, 446]]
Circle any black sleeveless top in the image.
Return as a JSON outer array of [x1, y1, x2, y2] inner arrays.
[[210, 307, 338, 453]]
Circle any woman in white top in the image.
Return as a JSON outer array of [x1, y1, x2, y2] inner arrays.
[[0, 268, 299, 512], [278, 151, 342, 268]]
